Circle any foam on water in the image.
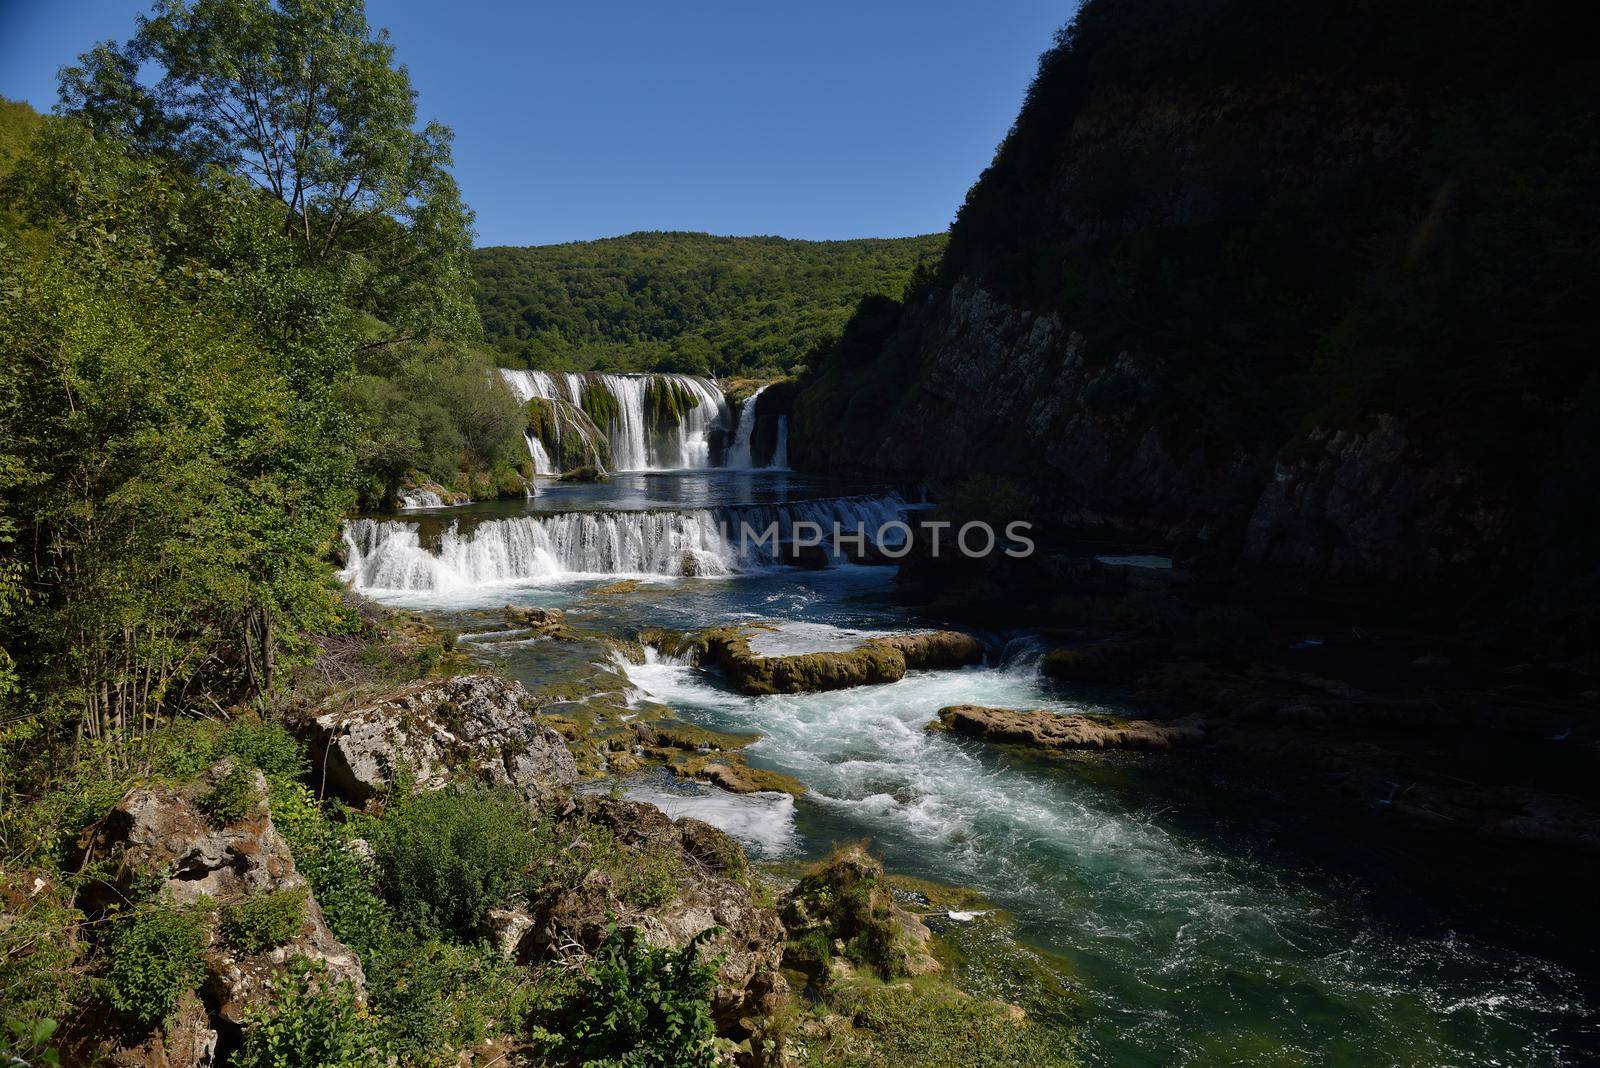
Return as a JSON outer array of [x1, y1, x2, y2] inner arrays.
[[619, 629, 1588, 1064], [621, 782, 799, 858]]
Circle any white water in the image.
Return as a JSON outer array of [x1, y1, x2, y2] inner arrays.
[[725, 386, 767, 469], [498, 369, 733, 471], [340, 494, 907, 592], [526, 434, 555, 476], [617, 630, 1588, 1064], [620, 782, 798, 858]]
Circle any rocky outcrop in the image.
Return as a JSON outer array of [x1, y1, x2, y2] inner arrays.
[[790, 0, 1597, 646], [701, 628, 983, 696], [306, 673, 576, 806], [1042, 639, 1170, 685], [504, 604, 564, 629], [780, 844, 939, 983], [77, 762, 363, 1058], [932, 705, 1205, 751], [515, 796, 787, 1035]]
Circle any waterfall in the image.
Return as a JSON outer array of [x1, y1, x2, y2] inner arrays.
[[526, 434, 554, 476], [725, 386, 766, 469], [341, 494, 907, 592], [497, 370, 731, 472], [772, 416, 789, 469]]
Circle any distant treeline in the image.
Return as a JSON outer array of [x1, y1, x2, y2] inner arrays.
[[471, 231, 946, 377]]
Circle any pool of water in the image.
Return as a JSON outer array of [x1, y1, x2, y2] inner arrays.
[[350, 472, 1594, 1066]]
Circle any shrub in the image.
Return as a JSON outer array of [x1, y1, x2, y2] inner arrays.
[[0, 875, 81, 1030], [822, 977, 1080, 1068], [101, 901, 206, 1027], [219, 719, 309, 781], [236, 960, 383, 1068], [540, 925, 720, 1068], [363, 934, 535, 1058], [199, 765, 262, 825], [221, 887, 308, 955], [372, 786, 537, 937]]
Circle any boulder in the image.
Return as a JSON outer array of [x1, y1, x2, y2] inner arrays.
[[504, 604, 564, 629], [780, 844, 939, 982], [518, 796, 787, 1034], [79, 762, 364, 1033], [1041, 639, 1169, 684], [705, 628, 983, 696], [932, 704, 1205, 751], [307, 674, 577, 806]]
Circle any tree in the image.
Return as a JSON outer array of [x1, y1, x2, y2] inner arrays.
[[57, 0, 477, 344]]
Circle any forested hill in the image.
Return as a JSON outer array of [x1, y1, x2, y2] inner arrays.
[[471, 231, 945, 376]]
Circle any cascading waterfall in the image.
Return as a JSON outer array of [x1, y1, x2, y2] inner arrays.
[[498, 369, 734, 472], [526, 435, 554, 476], [726, 386, 766, 468], [341, 494, 906, 592], [771, 416, 789, 469]]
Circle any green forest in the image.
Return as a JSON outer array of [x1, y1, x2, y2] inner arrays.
[[471, 231, 945, 376]]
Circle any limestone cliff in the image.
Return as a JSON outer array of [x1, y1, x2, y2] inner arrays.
[[793, 0, 1596, 645]]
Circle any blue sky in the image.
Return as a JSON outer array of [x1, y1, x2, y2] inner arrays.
[[0, 0, 1070, 247]]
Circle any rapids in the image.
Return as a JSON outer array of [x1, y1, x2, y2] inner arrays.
[[343, 470, 1593, 1065]]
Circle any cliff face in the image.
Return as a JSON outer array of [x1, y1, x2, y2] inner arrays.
[[794, 0, 1596, 640]]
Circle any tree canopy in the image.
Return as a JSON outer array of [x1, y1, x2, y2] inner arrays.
[[58, 0, 478, 343], [471, 230, 946, 377]]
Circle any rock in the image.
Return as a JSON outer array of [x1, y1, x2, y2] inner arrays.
[[705, 627, 983, 696], [932, 704, 1205, 751], [504, 604, 564, 629], [307, 674, 577, 806], [780, 844, 939, 982], [480, 905, 537, 958], [560, 465, 608, 482], [1041, 639, 1169, 684], [590, 578, 641, 596], [79, 761, 364, 1033], [519, 797, 787, 1035], [687, 760, 807, 797], [76, 990, 218, 1068]]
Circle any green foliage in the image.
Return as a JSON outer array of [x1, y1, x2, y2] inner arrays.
[[101, 900, 206, 1028], [343, 340, 527, 506], [1, 116, 356, 748], [472, 232, 946, 376], [538, 925, 721, 1068], [199, 765, 262, 825], [0, 98, 42, 183], [236, 960, 384, 1068], [579, 374, 621, 429], [0, 1018, 60, 1068], [221, 887, 308, 954], [363, 935, 533, 1057], [59, 0, 478, 344], [371, 786, 537, 937], [812, 976, 1080, 1068], [0, 876, 81, 1029], [219, 718, 309, 781]]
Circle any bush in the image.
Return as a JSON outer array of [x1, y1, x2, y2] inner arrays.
[[363, 934, 534, 1057], [372, 786, 538, 937], [101, 901, 206, 1027], [219, 719, 309, 781], [539, 925, 721, 1068], [199, 765, 261, 825], [236, 960, 383, 1068], [221, 887, 308, 955]]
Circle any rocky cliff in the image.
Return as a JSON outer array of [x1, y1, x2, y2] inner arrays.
[[793, 0, 1596, 647]]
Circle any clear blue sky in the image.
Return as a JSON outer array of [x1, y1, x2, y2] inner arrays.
[[0, 0, 1071, 247]]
